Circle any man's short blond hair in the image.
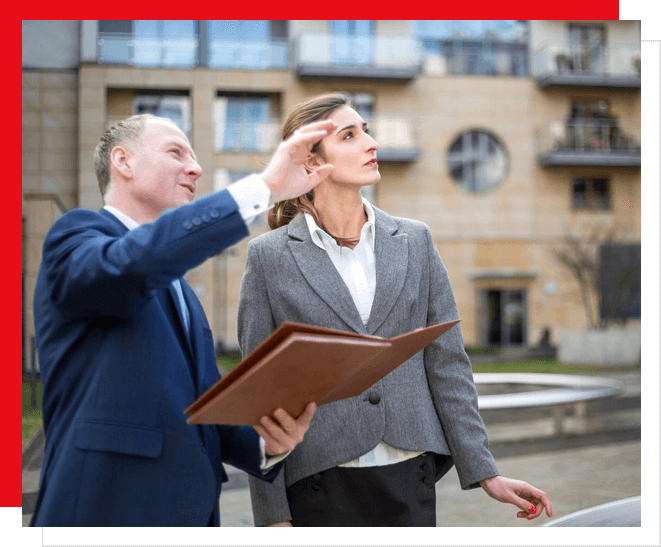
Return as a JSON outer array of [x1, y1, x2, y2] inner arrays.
[[93, 114, 156, 200]]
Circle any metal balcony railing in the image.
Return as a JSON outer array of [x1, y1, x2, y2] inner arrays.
[[537, 119, 641, 167], [533, 42, 641, 89], [422, 40, 528, 77]]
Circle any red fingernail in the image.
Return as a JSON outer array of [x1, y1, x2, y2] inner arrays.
[[529, 506, 535, 513]]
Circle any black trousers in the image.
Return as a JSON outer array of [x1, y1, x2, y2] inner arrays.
[[286, 453, 438, 526]]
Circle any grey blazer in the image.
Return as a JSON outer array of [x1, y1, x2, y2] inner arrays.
[[238, 206, 499, 526]]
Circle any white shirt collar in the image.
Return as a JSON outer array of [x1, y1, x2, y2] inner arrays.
[[103, 205, 141, 230], [304, 197, 376, 250]]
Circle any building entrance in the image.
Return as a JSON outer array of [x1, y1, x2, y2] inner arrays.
[[482, 289, 527, 347]]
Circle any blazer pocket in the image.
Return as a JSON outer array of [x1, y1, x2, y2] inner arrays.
[[73, 421, 164, 459]]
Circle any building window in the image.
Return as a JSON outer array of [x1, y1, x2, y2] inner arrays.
[[133, 94, 191, 140], [447, 130, 508, 193], [571, 177, 610, 210], [568, 24, 606, 74], [347, 92, 374, 121], [599, 244, 640, 320], [208, 20, 288, 69], [413, 20, 528, 76], [214, 94, 278, 152]]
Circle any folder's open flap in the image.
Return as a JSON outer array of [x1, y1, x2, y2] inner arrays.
[[186, 333, 390, 425], [317, 319, 461, 403]]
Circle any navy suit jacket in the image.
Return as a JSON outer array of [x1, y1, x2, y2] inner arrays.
[[31, 190, 282, 526]]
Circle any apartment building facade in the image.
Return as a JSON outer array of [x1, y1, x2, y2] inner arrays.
[[22, 20, 641, 366]]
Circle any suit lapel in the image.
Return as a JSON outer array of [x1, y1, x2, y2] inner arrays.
[[100, 208, 201, 391], [287, 215, 367, 334], [366, 207, 409, 335], [100, 209, 195, 357]]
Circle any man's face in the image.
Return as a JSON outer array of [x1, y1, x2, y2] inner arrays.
[[127, 118, 203, 220]]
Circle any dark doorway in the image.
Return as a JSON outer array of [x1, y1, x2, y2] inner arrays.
[[484, 289, 527, 347]]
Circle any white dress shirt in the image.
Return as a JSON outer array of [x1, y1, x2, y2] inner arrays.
[[104, 174, 285, 471], [304, 198, 424, 468]]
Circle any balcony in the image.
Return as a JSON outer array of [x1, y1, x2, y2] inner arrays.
[[422, 40, 528, 77], [98, 33, 198, 68], [294, 34, 422, 80], [533, 43, 641, 90], [537, 120, 640, 167], [97, 32, 290, 71]]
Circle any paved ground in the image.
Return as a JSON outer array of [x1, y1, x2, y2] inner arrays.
[[216, 439, 641, 527], [22, 369, 641, 527]]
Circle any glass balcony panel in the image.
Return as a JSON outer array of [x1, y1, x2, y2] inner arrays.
[[98, 34, 131, 64], [332, 36, 373, 66], [209, 40, 288, 69], [98, 32, 198, 67], [133, 38, 163, 67], [162, 38, 197, 67]]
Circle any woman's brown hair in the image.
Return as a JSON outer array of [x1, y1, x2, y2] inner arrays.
[[268, 92, 358, 246]]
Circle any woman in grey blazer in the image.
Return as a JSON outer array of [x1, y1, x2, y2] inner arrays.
[[238, 93, 552, 527]]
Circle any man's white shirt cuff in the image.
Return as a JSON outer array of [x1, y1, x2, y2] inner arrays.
[[259, 437, 290, 472], [226, 174, 272, 224]]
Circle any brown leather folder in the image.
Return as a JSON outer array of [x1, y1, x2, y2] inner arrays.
[[185, 319, 461, 425]]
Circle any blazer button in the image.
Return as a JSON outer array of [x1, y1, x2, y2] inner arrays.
[[209, 209, 219, 219], [201, 213, 210, 223], [368, 393, 381, 405], [192, 217, 202, 226], [183, 220, 193, 230]]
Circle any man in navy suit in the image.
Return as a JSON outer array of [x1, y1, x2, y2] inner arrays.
[[30, 114, 336, 526]]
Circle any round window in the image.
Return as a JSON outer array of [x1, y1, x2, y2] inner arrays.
[[447, 130, 508, 193]]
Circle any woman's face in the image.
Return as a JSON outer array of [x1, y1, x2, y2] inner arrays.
[[311, 105, 381, 188]]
